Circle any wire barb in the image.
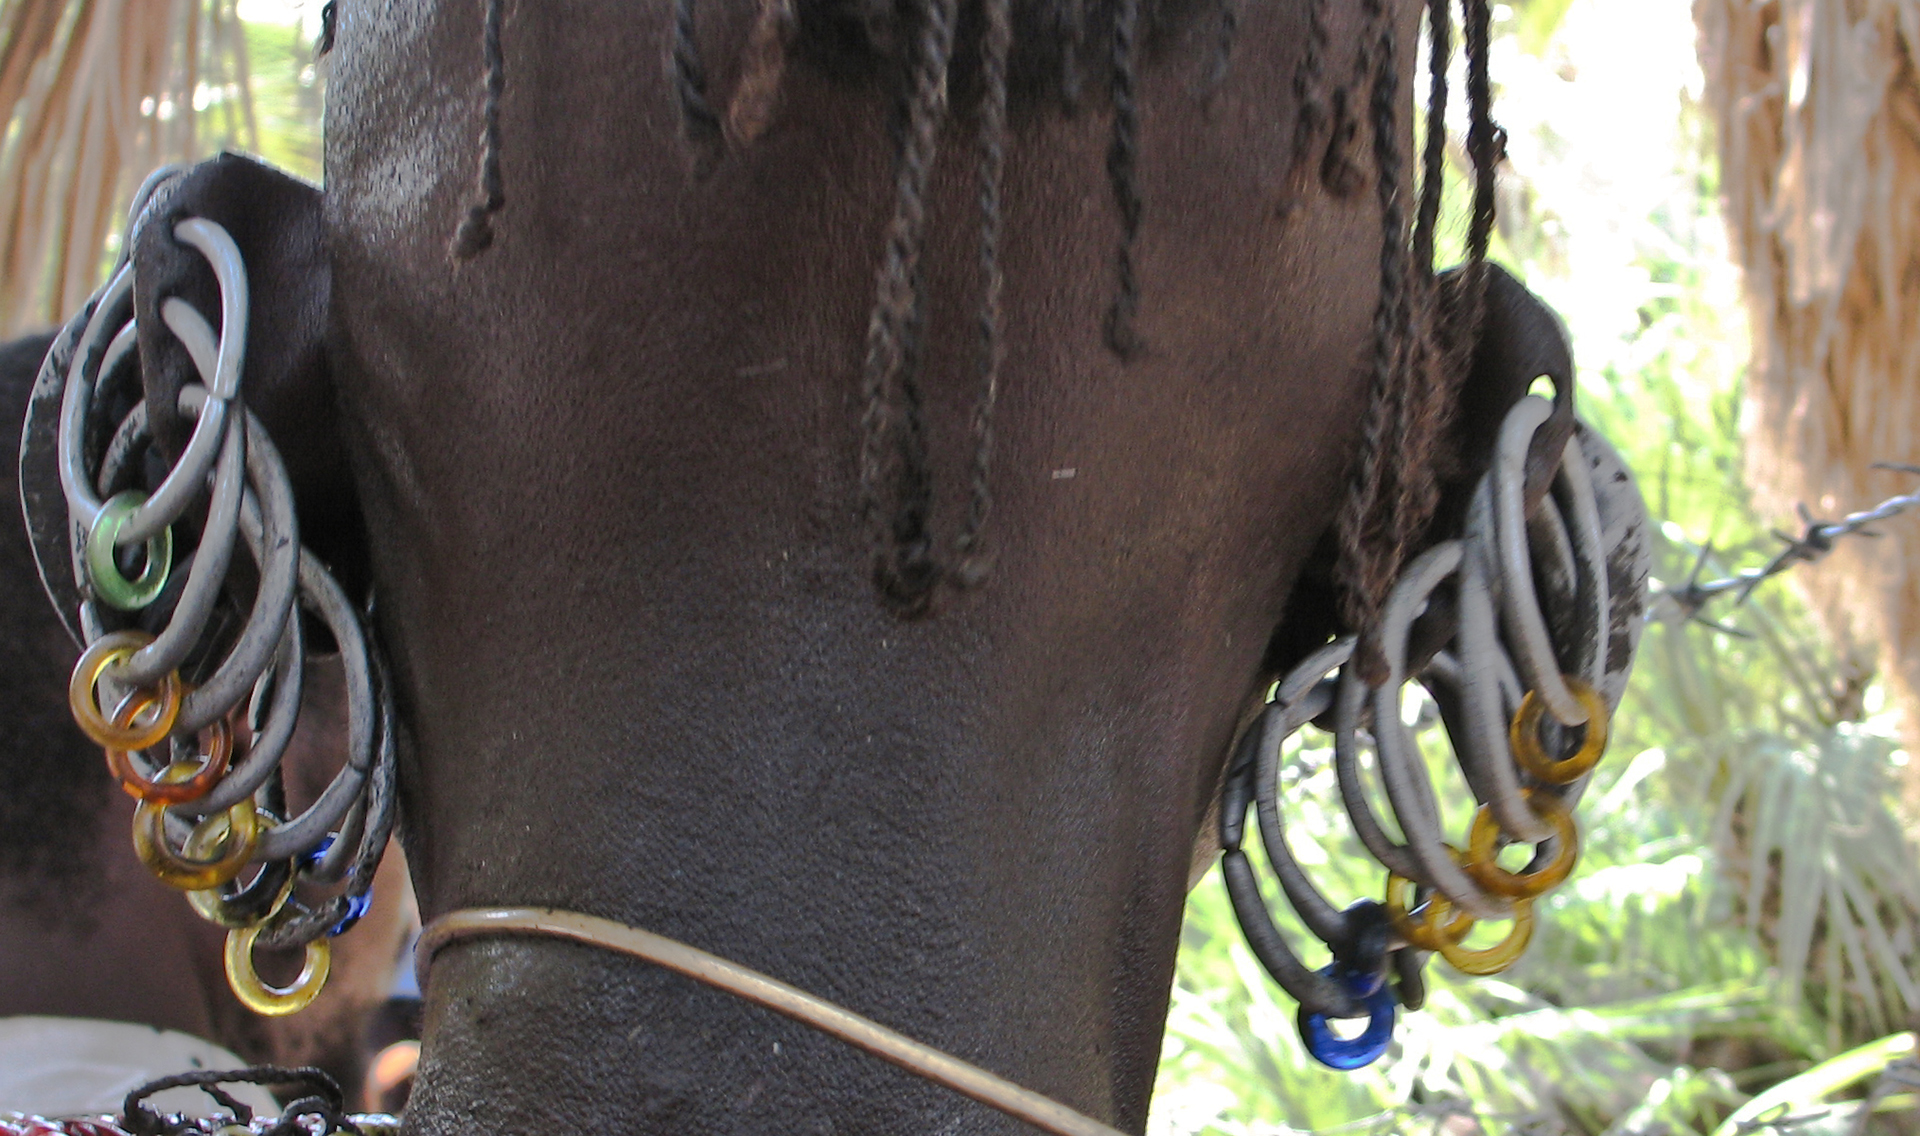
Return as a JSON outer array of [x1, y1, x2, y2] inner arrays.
[[1654, 469, 1920, 628]]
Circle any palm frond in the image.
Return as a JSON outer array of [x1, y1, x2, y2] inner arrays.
[[0, 0, 259, 334]]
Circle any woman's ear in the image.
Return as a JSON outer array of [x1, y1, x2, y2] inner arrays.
[[131, 152, 368, 599]]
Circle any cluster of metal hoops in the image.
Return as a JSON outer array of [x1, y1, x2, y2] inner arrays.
[[1220, 394, 1649, 1069], [41, 172, 396, 1019]]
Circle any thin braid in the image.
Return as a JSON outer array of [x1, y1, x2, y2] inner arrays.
[[1208, 0, 1241, 94], [1284, 0, 1336, 207], [1437, 0, 1498, 378], [859, 0, 959, 613], [956, 0, 1013, 586], [1368, 0, 1448, 612], [1386, 0, 1456, 551], [1103, 0, 1144, 356], [1454, 0, 1500, 354], [1334, 0, 1410, 666], [1464, 0, 1497, 267], [672, 0, 724, 170], [1412, 0, 1449, 275], [450, 0, 507, 260], [1058, 0, 1086, 108]]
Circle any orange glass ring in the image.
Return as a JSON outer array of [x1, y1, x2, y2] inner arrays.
[[225, 923, 331, 1016], [1435, 897, 1535, 976], [69, 631, 182, 750], [106, 700, 232, 804], [1509, 677, 1610, 784], [1464, 791, 1581, 899], [132, 762, 258, 890], [1385, 871, 1476, 951]]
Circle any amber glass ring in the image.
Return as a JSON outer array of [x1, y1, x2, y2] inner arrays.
[[1435, 897, 1535, 976], [132, 763, 258, 890], [106, 700, 231, 804], [226, 923, 331, 1016], [69, 631, 182, 750], [1509, 677, 1609, 784], [1384, 871, 1475, 952], [1464, 791, 1581, 899]]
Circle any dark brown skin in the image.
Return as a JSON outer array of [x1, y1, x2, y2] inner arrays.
[[120, 1, 1418, 1130]]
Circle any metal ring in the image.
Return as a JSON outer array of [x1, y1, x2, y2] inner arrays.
[[252, 548, 376, 861], [56, 264, 133, 530], [1365, 541, 1509, 920], [114, 217, 250, 547], [1551, 431, 1610, 691], [132, 764, 258, 890], [1220, 846, 1367, 1019], [1296, 967, 1397, 1070], [69, 631, 182, 749], [124, 301, 230, 545], [105, 701, 231, 804], [1464, 790, 1579, 898], [175, 402, 300, 735], [1574, 422, 1652, 711], [1434, 896, 1534, 976], [225, 922, 331, 1016], [1491, 396, 1589, 726], [1510, 679, 1609, 785], [1253, 639, 1354, 945], [87, 322, 143, 482], [1333, 667, 1426, 883], [113, 394, 248, 688], [84, 490, 172, 610], [193, 621, 303, 816], [1428, 540, 1553, 844]]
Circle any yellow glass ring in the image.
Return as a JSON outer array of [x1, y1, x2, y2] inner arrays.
[[1509, 677, 1610, 784], [187, 826, 295, 930], [106, 701, 231, 804], [132, 763, 258, 890], [1436, 897, 1535, 976], [189, 866, 294, 929], [69, 631, 182, 750], [225, 923, 331, 1016], [1464, 791, 1581, 898], [1384, 871, 1475, 951]]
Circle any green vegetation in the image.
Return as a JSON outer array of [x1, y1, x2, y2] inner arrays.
[[1150, 3, 1920, 1133]]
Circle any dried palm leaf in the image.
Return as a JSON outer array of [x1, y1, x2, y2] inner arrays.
[[1695, 0, 1920, 787], [0, 0, 258, 335]]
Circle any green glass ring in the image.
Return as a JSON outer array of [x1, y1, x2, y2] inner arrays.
[[85, 490, 173, 611]]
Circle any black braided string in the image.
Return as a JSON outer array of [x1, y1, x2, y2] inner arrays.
[[1207, 0, 1240, 94], [954, 0, 1013, 586], [1412, 0, 1450, 275], [122, 1068, 349, 1136], [1102, 0, 1145, 356], [672, 0, 725, 174], [450, 0, 506, 260], [858, 0, 959, 615]]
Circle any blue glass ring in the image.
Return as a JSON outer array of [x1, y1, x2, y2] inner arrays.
[[328, 890, 374, 937], [1297, 966, 1397, 1070]]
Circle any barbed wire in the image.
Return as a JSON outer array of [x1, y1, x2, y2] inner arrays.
[[1653, 463, 1920, 633]]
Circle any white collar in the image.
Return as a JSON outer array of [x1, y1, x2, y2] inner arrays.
[[0, 1016, 279, 1120]]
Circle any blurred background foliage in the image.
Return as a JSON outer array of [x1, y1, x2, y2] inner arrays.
[[1151, 1, 1920, 1133], [5, 0, 1918, 1130]]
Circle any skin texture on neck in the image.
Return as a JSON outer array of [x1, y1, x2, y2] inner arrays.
[[317, 2, 1404, 1130]]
